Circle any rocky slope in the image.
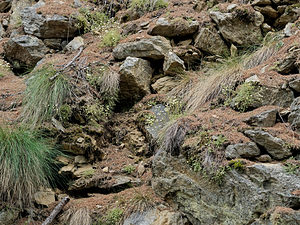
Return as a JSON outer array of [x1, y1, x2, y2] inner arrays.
[[0, 0, 299, 224]]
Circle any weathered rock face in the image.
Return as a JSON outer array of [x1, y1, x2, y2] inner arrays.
[[9, 0, 35, 29], [244, 130, 292, 160], [152, 76, 179, 94], [163, 52, 185, 75], [244, 109, 278, 127], [148, 17, 199, 38], [152, 150, 300, 225], [225, 142, 261, 159], [288, 97, 300, 131], [210, 9, 263, 46], [3, 35, 48, 68], [20, 2, 78, 39], [274, 4, 300, 28], [119, 57, 153, 103], [33, 189, 55, 206], [113, 36, 172, 60], [194, 24, 229, 56], [123, 208, 189, 225]]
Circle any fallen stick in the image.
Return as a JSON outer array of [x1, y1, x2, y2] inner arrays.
[[41, 196, 70, 225], [49, 46, 84, 81]]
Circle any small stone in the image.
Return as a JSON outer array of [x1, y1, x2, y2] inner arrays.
[[56, 155, 71, 165], [137, 161, 146, 176], [140, 21, 149, 27], [65, 36, 84, 52], [289, 78, 300, 92], [73, 165, 94, 178], [74, 155, 87, 164], [225, 142, 261, 159], [245, 75, 260, 83], [230, 44, 238, 57], [77, 137, 84, 143], [256, 154, 272, 162], [262, 23, 272, 33], [59, 164, 76, 175], [34, 189, 56, 206], [102, 166, 109, 173]]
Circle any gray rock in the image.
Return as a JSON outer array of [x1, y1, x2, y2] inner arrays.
[[0, 0, 12, 12], [210, 10, 263, 46], [225, 142, 261, 159], [34, 189, 56, 206], [113, 36, 172, 60], [194, 25, 229, 56], [289, 78, 300, 92], [4, 35, 48, 68], [119, 57, 153, 103], [284, 22, 297, 37], [65, 37, 84, 52], [231, 84, 294, 111], [252, 207, 300, 225], [254, 11, 264, 27], [254, 6, 279, 19], [274, 4, 300, 28], [288, 97, 300, 131], [21, 3, 78, 38], [274, 51, 298, 75], [73, 0, 82, 8], [244, 109, 278, 127], [272, 0, 299, 5], [244, 130, 292, 160], [0, 208, 20, 225], [163, 52, 185, 75], [256, 154, 272, 162], [148, 17, 199, 38], [43, 38, 62, 50], [9, 0, 36, 29], [152, 149, 300, 225], [123, 208, 188, 225], [145, 104, 169, 139]]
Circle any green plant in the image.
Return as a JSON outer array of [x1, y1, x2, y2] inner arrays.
[[165, 97, 184, 119], [0, 126, 60, 209], [284, 160, 299, 174], [21, 65, 70, 127], [213, 135, 227, 148], [59, 104, 72, 121], [229, 82, 257, 112], [123, 164, 136, 174], [96, 208, 123, 225], [130, 0, 168, 12], [228, 159, 245, 170], [82, 169, 95, 178], [100, 28, 121, 47], [75, 8, 109, 33], [212, 166, 227, 185]]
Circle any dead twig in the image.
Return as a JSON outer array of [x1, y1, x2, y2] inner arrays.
[[42, 196, 70, 225]]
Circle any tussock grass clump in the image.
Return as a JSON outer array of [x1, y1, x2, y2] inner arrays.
[[21, 66, 70, 127], [76, 8, 109, 33], [0, 126, 59, 209]]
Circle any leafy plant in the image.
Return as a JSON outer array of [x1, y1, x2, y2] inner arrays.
[[75, 8, 109, 33], [0, 126, 60, 209], [228, 159, 245, 171], [284, 160, 299, 175], [96, 208, 123, 225], [100, 28, 121, 47], [123, 164, 136, 174]]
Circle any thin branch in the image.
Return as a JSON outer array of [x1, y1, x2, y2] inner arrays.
[[42, 196, 70, 225]]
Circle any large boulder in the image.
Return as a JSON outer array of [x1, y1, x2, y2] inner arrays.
[[148, 17, 199, 38], [3, 35, 48, 69], [274, 4, 300, 28], [113, 36, 172, 60], [244, 129, 292, 160], [119, 57, 153, 103], [194, 24, 229, 56], [152, 150, 300, 224], [244, 109, 278, 127], [20, 2, 78, 38], [210, 8, 263, 46]]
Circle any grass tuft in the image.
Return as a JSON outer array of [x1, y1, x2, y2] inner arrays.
[[100, 28, 121, 47], [130, 0, 168, 12], [0, 126, 60, 209], [21, 65, 70, 127]]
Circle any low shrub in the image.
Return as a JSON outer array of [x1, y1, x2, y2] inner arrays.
[[100, 28, 121, 47], [130, 0, 168, 12]]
